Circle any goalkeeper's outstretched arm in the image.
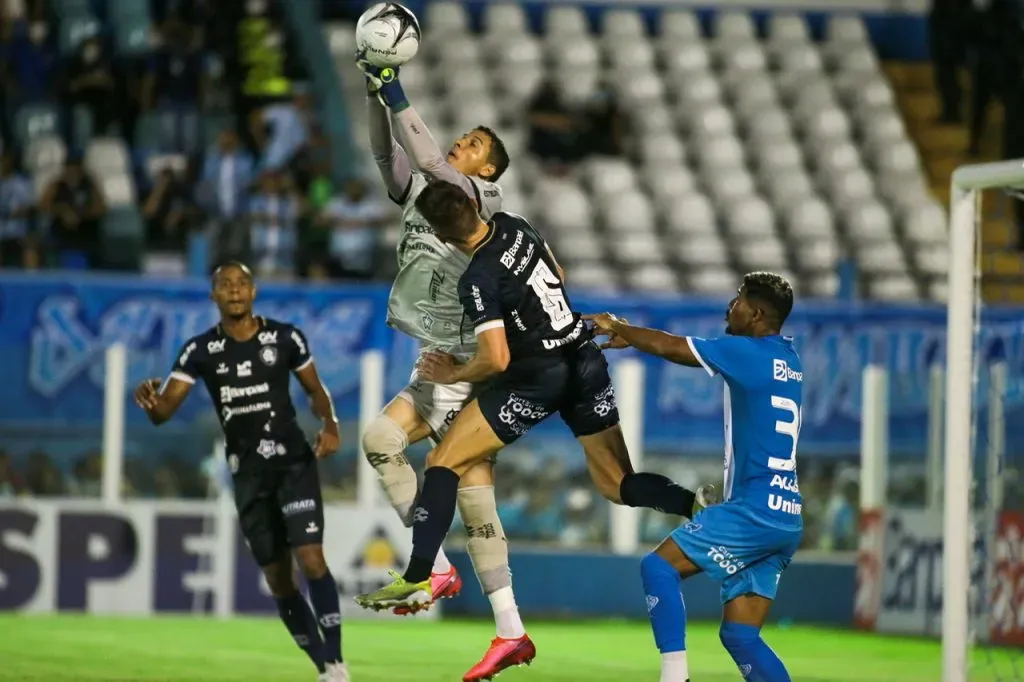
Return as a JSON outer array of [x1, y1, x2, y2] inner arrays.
[[367, 94, 415, 203], [393, 106, 480, 199]]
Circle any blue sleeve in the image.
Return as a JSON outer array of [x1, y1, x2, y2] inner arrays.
[[686, 335, 760, 384], [458, 265, 504, 335]]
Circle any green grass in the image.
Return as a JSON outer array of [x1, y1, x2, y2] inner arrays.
[[0, 615, 1019, 681]]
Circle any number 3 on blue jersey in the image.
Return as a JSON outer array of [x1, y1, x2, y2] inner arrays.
[[770, 395, 800, 472], [686, 334, 804, 494]]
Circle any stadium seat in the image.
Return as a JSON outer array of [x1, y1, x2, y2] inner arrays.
[[663, 42, 712, 75], [584, 158, 638, 197], [660, 10, 701, 41], [714, 10, 757, 41], [786, 198, 836, 241], [805, 272, 840, 297], [767, 13, 810, 45], [725, 196, 776, 239], [663, 193, 717, 236], [566, 262, 620, 292], [913, 243, 949, 277], [736, 236, 788, 270], [555, 234, 604, 262], [645, 165, 698, 205], [100, 174, 137, 207], [14, 104, 60, 146], [483, 3, 529, 35], [24, 135, 67, 175], [59, 14, 100, 55], [603, 190, 655, 234], [612, 233, 665, 265], [827, 15, 870, 46], [85, 137, 130, 175], [793, 239, 841, 274], [776, 44, 824, 74], [674, 234, 730, 268], [866, 274, 919, 301], [689, 267, 740, 294], [425, 1, 469, 35], [844, 200, 896, 244], [856, 240, 907, 275], [546, 6, 589, 36], [902, 202, 948, 245], [113, 12, 151, 56], [602, 9, 646, 38], [627, 264, 678, 292]]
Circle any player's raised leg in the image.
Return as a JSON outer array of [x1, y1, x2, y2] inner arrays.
[[356, 399, 504, 611], [361, 396, 462, 612], [458, 460, 536, 682], [641, 538, 704, 682], [280, 459, 348, 682]]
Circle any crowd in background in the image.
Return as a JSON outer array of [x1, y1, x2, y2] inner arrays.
[[0, 0, 396, 279]]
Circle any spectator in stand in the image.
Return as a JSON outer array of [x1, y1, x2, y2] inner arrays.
[[198, 128, 256, 262], [24, 450, 65, 496], [142, 165, 201, 274], [142, 19, 206, 153], [579, 86, 629, 158], [247, 169, 300, 278], [318, 178, 388, 280], [526, 78, 578, 172], [249, 90, 312, 172], [0, 150, 38, 268], [0, 451, 25, 497], [1, 17, 57, 105], [40, 155, 106, 268], [63, 34, 117, 140], [70, 452, 102, 497]]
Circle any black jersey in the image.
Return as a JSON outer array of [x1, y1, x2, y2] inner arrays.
[[457, 212, 587, 367], [169, 317, 313, 467]]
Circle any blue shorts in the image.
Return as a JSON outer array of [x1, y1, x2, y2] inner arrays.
[[669, 503, 802, 604]]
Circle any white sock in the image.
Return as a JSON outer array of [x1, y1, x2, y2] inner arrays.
[[488, 586, 526, 639], [432, 546, 452, 574], [660, 650, 689, 682]]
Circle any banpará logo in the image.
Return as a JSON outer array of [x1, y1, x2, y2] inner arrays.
[[772, 358, 803, 383], [219, 382, 269, 404]]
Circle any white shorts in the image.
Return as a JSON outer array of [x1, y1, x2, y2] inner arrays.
[[396, 366, 475, 441]]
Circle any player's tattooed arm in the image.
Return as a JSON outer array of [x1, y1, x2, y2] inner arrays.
[[133, 376, 192, 425], [584, 313, 702, 367]]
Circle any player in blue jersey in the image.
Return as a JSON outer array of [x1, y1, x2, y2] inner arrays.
[[586, 271, 802, 682]]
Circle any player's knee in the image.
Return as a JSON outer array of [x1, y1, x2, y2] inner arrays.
[[294, 545, 328, 580], [458, 485, 511, 593], [640, 551, 675, 581], [262, 558, 300, 597], [362, 414, 409, 464], [719, 620, 759, 655]]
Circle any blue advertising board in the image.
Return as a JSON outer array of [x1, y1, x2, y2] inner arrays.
[[1, 273, 1022, 457]]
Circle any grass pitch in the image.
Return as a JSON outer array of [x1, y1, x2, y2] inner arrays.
[[0, 615, 1018, 681]]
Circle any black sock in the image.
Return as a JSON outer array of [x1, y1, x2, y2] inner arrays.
[[620, 472, 696, 517], [275, 592, 326, 673], [307, 572, 343, 664], [404, 466, 460, 583]]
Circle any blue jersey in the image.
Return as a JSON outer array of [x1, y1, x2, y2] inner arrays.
[[686, 334, 803, 529]]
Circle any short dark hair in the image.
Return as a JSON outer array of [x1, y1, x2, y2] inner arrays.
[[743, 271, 794, 327], [212, 260, 254, 287], [414, 180, 480, 243], [475, 126, 510, 182]]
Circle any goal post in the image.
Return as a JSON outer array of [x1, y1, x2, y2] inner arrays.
[[944, 159, 1024, 682]]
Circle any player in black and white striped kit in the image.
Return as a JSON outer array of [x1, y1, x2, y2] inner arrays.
[[132, 262, 349, 682]]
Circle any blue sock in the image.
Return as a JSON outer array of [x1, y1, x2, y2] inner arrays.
[[307, 572, 343, 664], [640, 552, 687, 653], [719, 621, 791, 682]]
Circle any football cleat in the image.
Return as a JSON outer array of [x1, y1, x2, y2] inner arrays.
[[354, 569, 432, 613], [462, 634, 537, 681], [393, 565, 463, 616]]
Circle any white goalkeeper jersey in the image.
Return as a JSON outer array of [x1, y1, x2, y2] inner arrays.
[[387, 171, 504, 357]]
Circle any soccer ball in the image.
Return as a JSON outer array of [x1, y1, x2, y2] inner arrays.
[[355, 2, 421, 69]]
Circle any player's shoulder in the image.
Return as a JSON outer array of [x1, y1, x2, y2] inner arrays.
[[468, 175, 502, 201], [176, 325, 220, 364], [394, 170, 429, 206], [494, 211, 546, 246]]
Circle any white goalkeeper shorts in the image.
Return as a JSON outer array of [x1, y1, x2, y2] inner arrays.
[[396, 364, 475, 442]]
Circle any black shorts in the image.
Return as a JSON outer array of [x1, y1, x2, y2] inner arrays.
[[233, 455, 324, 566], [477, 340, 620, 444]]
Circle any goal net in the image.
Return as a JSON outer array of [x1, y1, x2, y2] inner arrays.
[[946, 160, 1024, 682]]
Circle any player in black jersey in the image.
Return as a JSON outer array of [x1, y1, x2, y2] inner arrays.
[[132, 262, 349, 682], [356, 180, 712, 612]]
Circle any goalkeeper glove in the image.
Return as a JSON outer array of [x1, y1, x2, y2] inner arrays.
[[355, 50, 409, 112]]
